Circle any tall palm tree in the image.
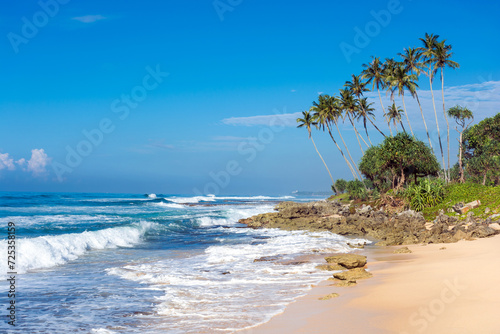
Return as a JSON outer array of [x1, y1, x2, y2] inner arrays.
[[386, 63, 417, 137], [399, 47, 434, 151], [310, 96, 358, 179], [326, 95, 364, 181], [345, 74, 386, 140], [356, 98, 380, 146], [385, 103, 406, 133], [297, 110, 337, 191], [382, 58, 399, 135], [339, 88, 369, 154], [362, 57, 392, 136], [419, 33, 447, 181], [434, 40, 460, 182]]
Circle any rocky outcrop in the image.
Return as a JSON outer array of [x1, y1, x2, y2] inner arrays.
[[325, 254, 367, 269], [333, 268, 373, 281], [318, 293, 339, 300], [394, 246, 412, 254], [239, 201, 500, 246]]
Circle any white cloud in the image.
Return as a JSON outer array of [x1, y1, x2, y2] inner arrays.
[[222, 112, 302, 127], [0, 152, 15, 171], [27, 149, 50, 176], [16, 158, 26, 168], [72, 15, 106, 23]]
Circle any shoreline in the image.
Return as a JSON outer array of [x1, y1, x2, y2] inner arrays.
[[238, 200, 500, 333]]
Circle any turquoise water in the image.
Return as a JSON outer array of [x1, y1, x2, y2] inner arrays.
[[0, 192, 369, 333]]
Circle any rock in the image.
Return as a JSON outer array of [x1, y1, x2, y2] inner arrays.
[[347, 242, 365, 249], [254, 255, 281, 262], [489, 223, 500, 231], [439, 247, 446, 250], [319, 293, 339, 300], [333, 268, 373, 281], [332, 279, 357, 287], [316, 264, 345, 271], [453, 229, 469, 241], [325, 254, 367, 269], [491, 213, 500, 220], [357, 205, 372, 215], [485, 207, 491, 214], [393, 246, 412, 254], [456, 200, 481, 214]]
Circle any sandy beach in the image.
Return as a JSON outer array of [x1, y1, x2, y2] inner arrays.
[[251, 234, 500, 334]]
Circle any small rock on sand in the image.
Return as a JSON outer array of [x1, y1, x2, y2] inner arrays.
[[393, 247, 412, 254], [319, 293, 339, 300]]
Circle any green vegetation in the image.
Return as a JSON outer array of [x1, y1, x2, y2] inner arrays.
[[421, 183, 500, 220], [359, 133, 440, 190], [404, 178, 445, 211], [463, 113, 500, 186]]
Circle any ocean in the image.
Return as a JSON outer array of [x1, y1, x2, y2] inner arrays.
[[0, 192, 369, 333]]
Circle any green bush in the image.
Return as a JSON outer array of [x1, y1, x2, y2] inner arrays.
[[404, 178, 445, 211], [346, 180, 368, 200]]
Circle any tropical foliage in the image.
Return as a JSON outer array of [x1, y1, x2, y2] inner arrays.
[[462, 113, 500, 185], [404, 178, 445, 211]]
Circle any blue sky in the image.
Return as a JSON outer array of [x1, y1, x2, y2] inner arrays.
[[1, 0, 500, 195]]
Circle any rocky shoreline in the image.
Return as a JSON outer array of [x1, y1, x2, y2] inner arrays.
[[239, 200, 500, 246]]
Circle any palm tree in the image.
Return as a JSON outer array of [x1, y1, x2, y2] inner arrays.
[[356, 98, 379, 145], [399, 47, 434, 151], [339, 88, 369, 154], [382, 58, 399, 135], [345, 74, 386, 141], [310, 96, 358, 179], [447, 105, 473, 183], [386, 63, 417, 137], [326, 95, 364, 181], [297, 110, 337, 191], [419, 33, 447, 181], [385, 103, 406, 133], [362, 57, 392, 136], [434, 40, 460, 182]]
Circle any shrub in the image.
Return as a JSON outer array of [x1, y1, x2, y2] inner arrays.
[[404, 178, 445, 211]]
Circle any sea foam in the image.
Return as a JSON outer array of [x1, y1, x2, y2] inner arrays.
[[0, 221, 156, 274]]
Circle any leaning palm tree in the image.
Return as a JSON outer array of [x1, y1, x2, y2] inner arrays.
[[345, 74, 386, 141], [362, 57, 392, 136], [297, 110, 337, 191], [399, 47, 434, 151], [419, 33, 447, 181], [339, 88, 369, 154], [382, 58, 399, 135], [385, 103, 406, 133], [310, 96, 358, 179], [386, 63, 418, 137], [434, 40, 460, 182], [326, 95, 364, 181], [356, 98, 381, 145]]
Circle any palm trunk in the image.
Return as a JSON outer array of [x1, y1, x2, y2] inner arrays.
[[458, 131, 464, 183], [415, 92, 433, 152], [363, 119, 373, 146], [347, 114, 365, 155], [401, 94, 414, 137], [429, 72, 447, 182], [334, 120, 363, 180], [399, 120, 406, 133], [326, 123, 357, 179], [310, 135, 336, 190], [367, 116, 386, 138], [441, 68, 451, 183], [377, 88, 392, 136]]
